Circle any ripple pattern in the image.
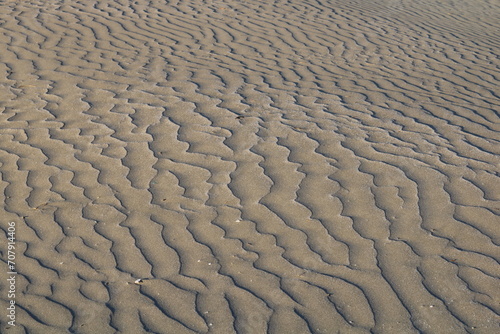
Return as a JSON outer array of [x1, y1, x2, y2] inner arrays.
[[0, 0, 499, 333]]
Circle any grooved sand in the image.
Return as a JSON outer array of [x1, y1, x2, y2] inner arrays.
[[0, 0, 499, 333]]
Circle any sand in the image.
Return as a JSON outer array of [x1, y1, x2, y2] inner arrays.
[[0, 0, 499, 333]]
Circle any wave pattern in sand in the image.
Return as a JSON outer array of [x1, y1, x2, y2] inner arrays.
[[0, 0, 499, 333]]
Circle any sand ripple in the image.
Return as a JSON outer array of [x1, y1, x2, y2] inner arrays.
[[0, 0, 499, 333]]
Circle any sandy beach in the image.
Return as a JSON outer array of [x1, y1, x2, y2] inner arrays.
[[0, 0, 499, 333]]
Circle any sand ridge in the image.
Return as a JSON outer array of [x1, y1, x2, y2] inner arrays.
[[0, 0, 499, 333]]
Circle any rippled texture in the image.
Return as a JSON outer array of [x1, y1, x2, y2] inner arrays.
[[0, 0, 499, 333]]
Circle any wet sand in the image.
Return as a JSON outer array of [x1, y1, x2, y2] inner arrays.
[[0, 0, 499, 333]]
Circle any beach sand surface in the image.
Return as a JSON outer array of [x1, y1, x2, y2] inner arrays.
[[0, 0, 499, 333]]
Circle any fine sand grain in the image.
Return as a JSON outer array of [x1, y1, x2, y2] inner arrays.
[[0, 0, 499, 333]]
